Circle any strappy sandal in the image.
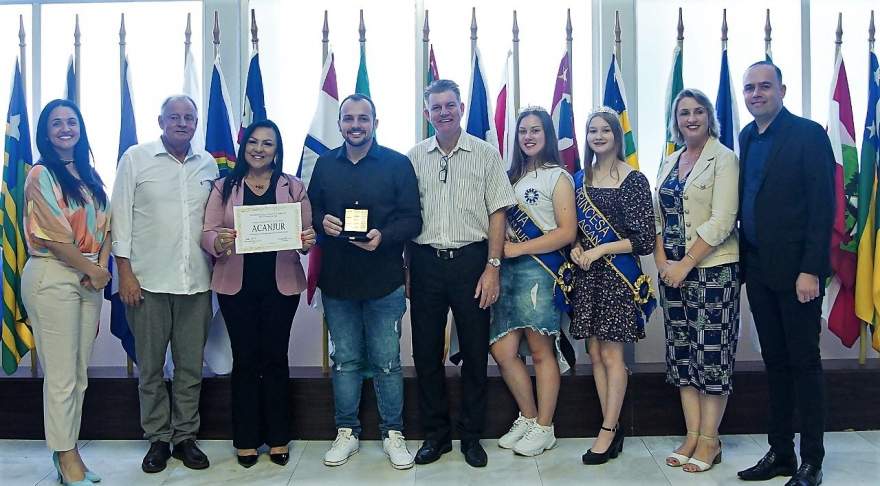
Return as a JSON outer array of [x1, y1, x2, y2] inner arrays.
[[665, 431, 698, 467], [683, 435, 722, 473]]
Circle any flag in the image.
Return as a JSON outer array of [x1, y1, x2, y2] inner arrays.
[[824, 52, 861, 347], [355, 44, 371, 97], [64, 55, 76, 103], [238, 52, 267, 143], [465, 47, 497, 148], [183, 48, 205, 153], [715, 48, 741, 155], [603, 53, 639, 169], [494, 49, 516, 167], [2, 59, 34, 374], [664, 44, 684, 156], [204, 55, 238, 177], [551, 52, 580, 173], [426, 45, 439, 137], [859, 50, 880, 352], [104, 54, 138, 362], [297, 50, 343, 304]]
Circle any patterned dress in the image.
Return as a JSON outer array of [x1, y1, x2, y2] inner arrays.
[[570, 170, 655, 343], [658, 160, 741, 395]]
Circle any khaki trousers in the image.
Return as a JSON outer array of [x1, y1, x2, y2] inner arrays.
[[21, 256, 102, 452]]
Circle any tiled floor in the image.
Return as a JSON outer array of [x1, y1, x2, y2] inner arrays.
[[4, 431, 877, 485]]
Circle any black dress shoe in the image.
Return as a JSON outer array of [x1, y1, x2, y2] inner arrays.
[[236, 454, 258, 468], [582, 426, 624, 465], [738, 450, 798, 481], [414, 440, 452, 465], [784, 464, 823, 486], [141, 440, 171, 473], [172, 439, 210, 470], [461, 439, 488, 468], [269, 452, 290, 466]]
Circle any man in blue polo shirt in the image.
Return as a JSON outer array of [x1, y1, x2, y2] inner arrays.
[[307, 94, 422, 470]]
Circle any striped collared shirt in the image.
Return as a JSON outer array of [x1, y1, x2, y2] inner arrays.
[[407, 132, 516, 249]]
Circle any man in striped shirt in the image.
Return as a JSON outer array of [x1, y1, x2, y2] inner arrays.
[[407, 79, 516, 468]]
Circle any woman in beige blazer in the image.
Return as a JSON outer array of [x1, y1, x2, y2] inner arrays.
[[653, 89, 740, 473]]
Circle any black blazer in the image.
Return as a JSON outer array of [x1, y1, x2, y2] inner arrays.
[[738, 108, 835, 290]]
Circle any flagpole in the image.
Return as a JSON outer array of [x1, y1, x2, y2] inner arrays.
[[185, 13, 192, 62], [321, 9, 330, 374], [212, 11, 221, 60], [765, 9, 772, 59], [860, 14, 875, 365], [614, 11, 622, 64], [74, 14, 81, 106], [422, 11, 430, 139], [721, 9, 728, 51], [250, 9, 259, 54], [19, 15, 37, 375], [359, 10, 366, 67], [119, 14, 135, 376], [512, 11, 520, 115], [566, 9, 573, 104], [470, 8, 477, 66]]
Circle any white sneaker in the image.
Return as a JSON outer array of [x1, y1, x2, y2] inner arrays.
[[513, 422, 557, 457], [498, 413, 536, 449], [324, 428, 360, 466], [383, 430, 414, 470]]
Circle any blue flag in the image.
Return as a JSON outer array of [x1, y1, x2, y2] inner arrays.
[[205, 56, 237, 177], [715, 48, 740, 154], [238, 52, 267, 143], [105, 55, 138, 362], [465, 47, 497, 146], [64, 55, 76, 103]]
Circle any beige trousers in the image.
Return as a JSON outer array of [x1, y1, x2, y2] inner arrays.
[[21, 256, 102, 452]]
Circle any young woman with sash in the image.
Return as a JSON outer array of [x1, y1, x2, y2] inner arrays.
[[654, 89, 740, 473], [490, 107, 577, 457], [570, 108, 656, 465]]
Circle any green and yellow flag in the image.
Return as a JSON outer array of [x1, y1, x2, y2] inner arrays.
[[664, 44, 683, 156], [2, 59, 34, 374], [355, 44, 371, 97]]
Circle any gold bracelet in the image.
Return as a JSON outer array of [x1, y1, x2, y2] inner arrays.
[[686, 252, 697, 263]]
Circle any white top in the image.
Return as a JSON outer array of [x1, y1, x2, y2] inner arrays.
[[110, 138, 219, 294], [508, 165, 573, 237], [407, 132, 516, 249]]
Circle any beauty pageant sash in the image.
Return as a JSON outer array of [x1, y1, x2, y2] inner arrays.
[[573, 171, 656, 330]]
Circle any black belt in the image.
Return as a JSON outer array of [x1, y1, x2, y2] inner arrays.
[[415, 241, 486, 260]]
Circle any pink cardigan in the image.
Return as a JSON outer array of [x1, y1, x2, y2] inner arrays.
[[201, 174, 312, 296]]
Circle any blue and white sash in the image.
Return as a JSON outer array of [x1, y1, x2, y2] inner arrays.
[[573, 171, 655, 331], [506, 204, 575, 313]]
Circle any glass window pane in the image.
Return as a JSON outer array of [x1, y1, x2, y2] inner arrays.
[[425, 0, 592, 150], [252, 0, 416, 169], [810, 0, 876, 149], [0, 5, 33, 126], [636, 0, 802, 185], [41, 1, 202, 184]]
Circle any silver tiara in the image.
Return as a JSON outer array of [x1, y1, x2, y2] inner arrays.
[[518, 105, 550, 116], [588, 105, 619, 117]]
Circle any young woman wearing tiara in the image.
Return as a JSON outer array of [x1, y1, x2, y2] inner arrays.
[[569, 107, 656, 465], [490, 106, 577, 457]]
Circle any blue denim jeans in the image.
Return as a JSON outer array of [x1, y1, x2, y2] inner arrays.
[[323, 286, 406, 437]]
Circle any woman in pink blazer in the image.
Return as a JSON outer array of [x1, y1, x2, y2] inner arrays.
[[201, 119, 316, 468]]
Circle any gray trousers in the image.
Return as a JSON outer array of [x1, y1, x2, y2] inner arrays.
[[126, 290, 212, 444]]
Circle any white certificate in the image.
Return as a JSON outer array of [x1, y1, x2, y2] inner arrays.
[[233, 202, 302, 254]]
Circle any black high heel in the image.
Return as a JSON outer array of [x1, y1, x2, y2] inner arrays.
[[269, 451, 290, 466], [582, 425, 622, 465]]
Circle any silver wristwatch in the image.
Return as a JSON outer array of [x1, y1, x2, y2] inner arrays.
[[487, 257, 501, 268]]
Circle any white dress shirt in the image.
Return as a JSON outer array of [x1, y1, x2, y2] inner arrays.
[[111, 138, 219, 294]]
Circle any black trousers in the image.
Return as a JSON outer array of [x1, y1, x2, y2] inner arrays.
[[745, 253, 825, 466], [409, 242, 490, 442], [217, 288, 300, 449]]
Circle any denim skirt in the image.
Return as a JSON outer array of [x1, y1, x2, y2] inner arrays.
[[491, 255, 568, 373]]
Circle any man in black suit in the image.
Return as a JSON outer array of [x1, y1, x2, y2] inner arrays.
[[735, 61, 834, 486]]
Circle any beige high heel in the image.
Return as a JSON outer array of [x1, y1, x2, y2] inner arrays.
[[683, 435, 722, 473], [665, 431, 699, 467]]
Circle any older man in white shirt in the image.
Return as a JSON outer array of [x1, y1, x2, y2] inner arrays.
[[111, 95, 218, 474]]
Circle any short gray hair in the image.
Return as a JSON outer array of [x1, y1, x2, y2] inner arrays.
[[160, 94, 198, 117], [668, 88, 719, 146], [423, 79, 461, 105]]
